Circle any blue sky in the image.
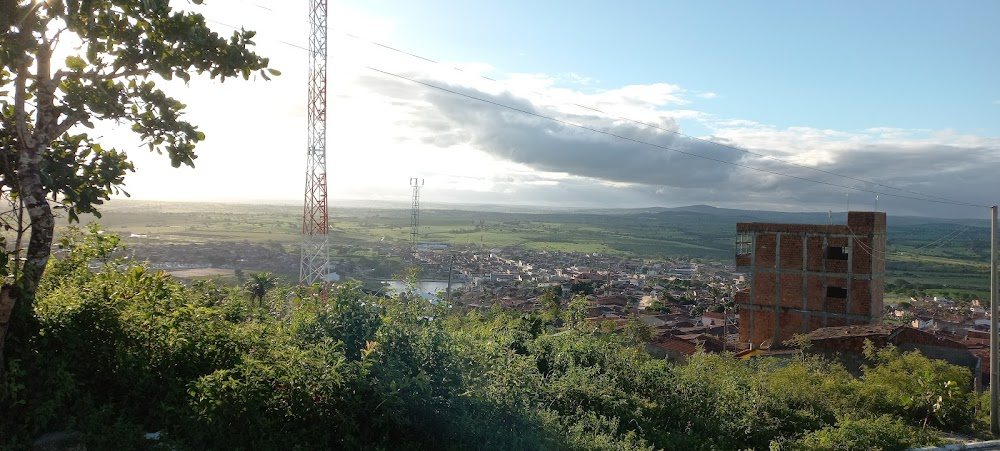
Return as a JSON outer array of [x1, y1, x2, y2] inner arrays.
[[87, 0, 999, 217], [340, 0, 999, 134]]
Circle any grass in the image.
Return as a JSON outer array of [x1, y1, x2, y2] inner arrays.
[[888, 253, 989, 269], [34, 200, 989, 299]]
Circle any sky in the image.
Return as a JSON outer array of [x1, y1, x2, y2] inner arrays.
[[89, 0, 999, 218]]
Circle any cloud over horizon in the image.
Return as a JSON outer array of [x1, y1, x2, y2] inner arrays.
[[349, 68, 999, 218]]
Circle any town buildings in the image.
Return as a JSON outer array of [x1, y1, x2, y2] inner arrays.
[[735, 211, 886, 348]]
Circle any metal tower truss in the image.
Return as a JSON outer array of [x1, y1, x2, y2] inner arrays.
[[410, 178, 423, 250], [300, 0, 329, 285]]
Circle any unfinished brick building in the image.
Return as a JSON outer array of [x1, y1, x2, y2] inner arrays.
[[735, 211, 886, 348]]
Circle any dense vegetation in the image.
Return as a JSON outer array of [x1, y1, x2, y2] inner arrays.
[[0, 228, 986, 450]]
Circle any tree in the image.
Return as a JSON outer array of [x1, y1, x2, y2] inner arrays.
[[243, 272, 277, 307], [564, 294, 590, 331], [624, 314, 652, 344], [0, 1, 275, 355], [537, 289, 561, 324], [570, 280, 594, 296], [860, 340, 975, 430], [782, 333, 813, 358]]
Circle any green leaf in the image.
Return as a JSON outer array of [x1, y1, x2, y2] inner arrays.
[[65, 55, 86, 71]]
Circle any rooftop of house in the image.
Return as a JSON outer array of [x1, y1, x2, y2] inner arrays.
[[806, 324, 902, 341]]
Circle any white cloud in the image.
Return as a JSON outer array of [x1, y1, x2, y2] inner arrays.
[[70, 4, 992, 219], [342, 64, 998, 216]]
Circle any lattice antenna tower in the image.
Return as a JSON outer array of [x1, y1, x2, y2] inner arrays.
[[410, 178, 424, 251], [299, 0, 329, 285]]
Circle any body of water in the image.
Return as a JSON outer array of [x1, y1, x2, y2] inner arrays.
[[380, 280, 465, 296]]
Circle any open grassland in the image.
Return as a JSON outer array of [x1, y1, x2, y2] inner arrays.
[[75, 201, 303, 244], [59, 200, 992, 297]]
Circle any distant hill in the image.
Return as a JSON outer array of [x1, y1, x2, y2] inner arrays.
[[654, 205, 989, 228]]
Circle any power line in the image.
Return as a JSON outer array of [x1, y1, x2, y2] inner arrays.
[[214, 5, 988, 207], [913, 225, 972, 252], [364, 66, 987, 209], [204, 17, 312, 52], [236, 0, 274, 11], [316, 26, 974, 207], [844, 223, 882, 258], [848, 221, 988, 263], [201, 14, 990, 210]]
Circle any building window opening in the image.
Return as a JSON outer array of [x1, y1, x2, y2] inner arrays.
[[827, 286, 848, 298], [736, 232, 752, 255], [826, 246, 848, 260]]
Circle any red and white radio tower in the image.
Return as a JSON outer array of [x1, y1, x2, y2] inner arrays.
[[300, 0, 329, 285]]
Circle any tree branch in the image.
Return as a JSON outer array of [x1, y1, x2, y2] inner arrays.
[[52, 68, 67, 87], [52, 112, 86, 139], [83, 66, 151, 83], [33, 39, 57, 139], [13, 59, 34, 150]]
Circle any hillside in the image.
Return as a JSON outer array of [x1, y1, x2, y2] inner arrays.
[[0, 229, 979, 449]]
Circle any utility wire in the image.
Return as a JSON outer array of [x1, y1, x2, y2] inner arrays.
[[365, 66, 987, 208], [844, 223, 888, 258], [218, 4, 975, 207], [236, 0, 274, 11], [913, 225, 972, 252], [847, 222, 986, 265], [345, 37, 970, 206], [201, 15, 990, 210]]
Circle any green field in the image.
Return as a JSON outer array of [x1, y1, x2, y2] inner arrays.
[[60, 200, 993, 297]]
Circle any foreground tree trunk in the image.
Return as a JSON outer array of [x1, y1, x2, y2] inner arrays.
[[0, 43, 58, 362], [0, 285, 15, 372], [17, 148, 55, 302], [0, 0, 274, 364]]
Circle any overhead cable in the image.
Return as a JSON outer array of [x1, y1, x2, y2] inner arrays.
[[201, 14, 991, 210]]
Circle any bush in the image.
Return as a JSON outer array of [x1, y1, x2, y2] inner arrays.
[[858, 340, 976, 431], [0, 227, 974, 450], [789, 414, 939, 450]]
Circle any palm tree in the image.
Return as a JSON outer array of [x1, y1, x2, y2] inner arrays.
[[243, 272, 277, 307]]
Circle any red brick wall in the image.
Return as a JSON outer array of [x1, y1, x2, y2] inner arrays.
[[756, 234, 777, 269], [807, 315, 825, 332], [806, 236, 825, 271], [806, 276, 824, 310], [826, 297, 847, 315], [827, 316, 849, 328], [753, 274, 774, 307], [782, 236, 804, 268], [852, 238, 873, 273], [826, 258, 848, 274], [754, 311, 776, 344], [736, 212, 886, 348], [851, 279, 872, 315], [779, 273, 802, 309], [895, 327, 966, 349], [739, 312, 750, 343], [779, 311, 803, 339], [869, 278, 885, 317]]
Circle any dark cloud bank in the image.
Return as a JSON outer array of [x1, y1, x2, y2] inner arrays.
[[359, 73, 999, 218]]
